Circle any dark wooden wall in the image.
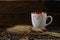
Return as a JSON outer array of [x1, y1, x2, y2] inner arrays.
[[0, 1, 60, 30], [0, 1, 44, 26]]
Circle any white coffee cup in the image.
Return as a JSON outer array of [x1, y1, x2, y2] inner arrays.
[[31, 12, 53, 30]]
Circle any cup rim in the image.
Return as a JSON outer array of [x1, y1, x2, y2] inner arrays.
[[31, 11, 47, 14]]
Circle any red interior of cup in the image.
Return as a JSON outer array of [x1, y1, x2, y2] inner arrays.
[[32, 12, 46, 14]]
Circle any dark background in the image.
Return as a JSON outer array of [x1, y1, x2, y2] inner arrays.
[[0, 1, 60, 32]]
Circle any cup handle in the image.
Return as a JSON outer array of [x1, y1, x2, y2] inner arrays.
[[45, 16, 53, 26]]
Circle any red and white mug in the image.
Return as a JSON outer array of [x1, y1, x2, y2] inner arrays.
[[31, 12, 53, 31]]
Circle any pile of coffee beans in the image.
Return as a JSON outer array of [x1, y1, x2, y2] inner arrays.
[[0, 31, 60, 40], [29, 34, 60, 40], [0, 31, 27, 40]]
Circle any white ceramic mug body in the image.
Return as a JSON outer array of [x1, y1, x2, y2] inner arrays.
[[31, 12, 53, 29]]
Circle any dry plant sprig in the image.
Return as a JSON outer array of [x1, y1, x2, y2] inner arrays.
[[6, 25, 60, 38]]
